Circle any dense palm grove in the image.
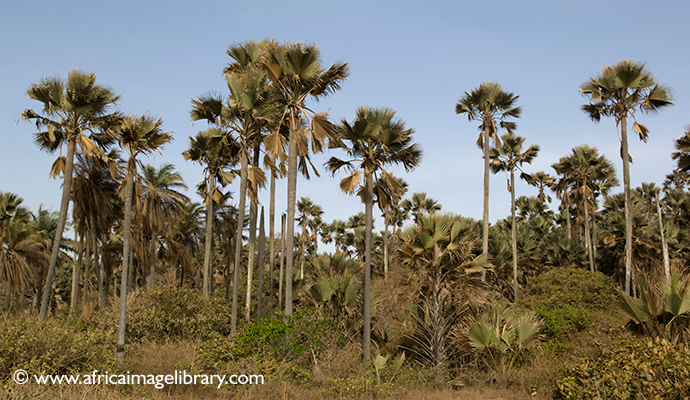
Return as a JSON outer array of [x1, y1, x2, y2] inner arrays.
[[3, 40, 690, 398]]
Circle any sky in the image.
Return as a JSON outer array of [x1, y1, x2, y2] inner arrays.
[[1, 0, 689, 246]]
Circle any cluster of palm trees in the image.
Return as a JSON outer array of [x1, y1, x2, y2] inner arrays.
[[5, 49, 686, 368]]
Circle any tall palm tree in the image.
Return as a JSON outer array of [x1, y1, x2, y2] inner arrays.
[[327, 106, 421, 362], [183, 129, 238, 297], [263, 41, 349, 316], [489, 133, 539, 301], [552, 145, 617, 273], [140, 163, 188, 287], [194, 44, 275, 332], [113, 114, 172, 368], [456, 82, 521, 280], [22, 69, 120, 321], [581, 60, 673, 295]]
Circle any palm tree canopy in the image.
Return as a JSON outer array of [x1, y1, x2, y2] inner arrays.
[[580, 60, 674, 141], [489, 133, 540, 178], [327, 107, 422, 209], [455, 82, 521, 150], [672, 125, 690, 171]]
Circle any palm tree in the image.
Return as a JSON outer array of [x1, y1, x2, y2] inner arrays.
[[183, 129, 238, 297], [296, 197, 324, 279], [263, 41, 349, 316], [581, 60, 673, 294], [193, 44, 275, 332], [456, 82, 521, 280], [401, 192, 441, 226], [327, 106, 421, 362], [397, 213, 480, 370], [672, 125, 690, 172], [22, 69, 120, 321], [552, 145, 618, 273], [140, 164, 188, 287], [113, 114, 172, 368], [522, 171, 555, 205], [167, 199, 204, 287], [489, 133, 539, 301]]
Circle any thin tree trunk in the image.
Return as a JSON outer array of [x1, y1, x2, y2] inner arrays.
[[383, 211, 389, 280], [279, 213, 285, 311], [148, 225, 157, 288], [225, 237, 232, 305], [285, 120, 298, 316], [257, 207, 265, 318], [620, 117, 633, 296], [268, 170, 276, 314], [203, 174, 215, 297], [245, 145, 261, 320], [231, 151, 249, 335], [40, 140, 76, 321], [70, 229, 83, 318], [92, 211, 104, 307], [591, 208, 598, 264], [117, 168, 135, 369], [583, 189, 594, 272], [656, 190, 671, 282], [481, 126, 490, 282], [510, 169, 518, 303], [363, 172, 373, 362], [5, 281, 11, 312], [82, 231, 91, 306]]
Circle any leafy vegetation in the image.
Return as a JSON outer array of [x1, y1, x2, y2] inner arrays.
[[556, 337, 690, 399]]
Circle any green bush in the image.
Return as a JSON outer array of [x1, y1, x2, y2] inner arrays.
[[0, 315, 115, 378], [198, 309, 345, 374], [521, 268, 618, 338], [555, 337, 690, 399], [125, 286, 233, 343]]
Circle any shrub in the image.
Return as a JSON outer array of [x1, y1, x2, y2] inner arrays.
[[198, 309, 345, 375], [521, 268, 618, 338], [619, 271, 690, 342], [0, 315, 115, 378], [124, 286, 233, 343], [555, 337, 690, 399]]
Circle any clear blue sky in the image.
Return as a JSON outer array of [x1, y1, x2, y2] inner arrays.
[[1, 0, 689, 240]]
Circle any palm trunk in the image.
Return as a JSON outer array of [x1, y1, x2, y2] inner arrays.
[[117, 167, 135, 369], [257, 207, 265, 318], [231, 151, 248, 335], [383, 210, 389, 280], [620, 117, 633, 296], [285, 118, 299, 316], [148, 225, 157, 288], [300, 228, 306, 280], [656, 191, 670, 282], [481, 127, 490, 282], [82, 231, 91, 305], [363, 171, 373, 362], [279, 213, 286, 310], [591, 206, 598, 262], [510, 170, 518, 302], [268, 170, 276, 314], [203, 173, 215, 297], [583, 190, 594, 272], [70, 229, 83, 318], [245, 147, 260, 321], [40, 139, 76, 321], [92, 211, 104, 308], [225, 237, 232, 305]]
